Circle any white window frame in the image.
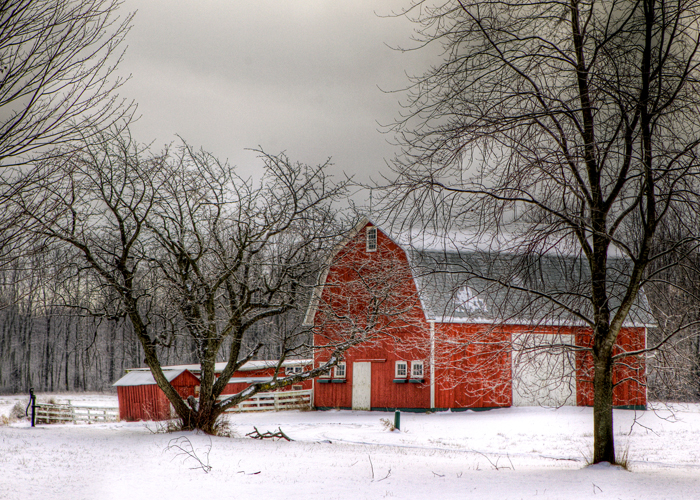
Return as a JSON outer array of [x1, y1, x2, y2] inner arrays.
[[285, 365, 303, 376], [318, 363, 331, 378], [334, 362, 346, 379], [366, 226, 377, 252], [411, 360, 424, 379], [395, 360, 407, 378]]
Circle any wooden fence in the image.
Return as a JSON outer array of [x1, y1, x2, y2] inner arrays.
[[35, 403, 119, 424], [218, 389, 313, 413]]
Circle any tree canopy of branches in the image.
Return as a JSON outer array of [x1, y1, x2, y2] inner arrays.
[[645, 213, 700, 401], [15, 127, 353, 433], [0, 0, 133, 167], [384, 0, 700, 464]]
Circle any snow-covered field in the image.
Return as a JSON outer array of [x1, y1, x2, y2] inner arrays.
[[1, 394, 699, 500]]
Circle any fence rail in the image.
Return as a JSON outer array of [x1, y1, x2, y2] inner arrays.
[[35, 403, 119, 424], [218, 389, 313, 413]]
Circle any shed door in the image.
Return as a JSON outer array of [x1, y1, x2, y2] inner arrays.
[[512, 334, 576, 407], [352, 362, 371, 410]]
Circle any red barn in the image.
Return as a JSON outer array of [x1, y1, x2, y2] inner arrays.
[[306, 219, 651, 412], [113, 368, 200, 421]]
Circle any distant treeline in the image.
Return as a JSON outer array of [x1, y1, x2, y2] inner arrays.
[[0, 253, 305, 394]]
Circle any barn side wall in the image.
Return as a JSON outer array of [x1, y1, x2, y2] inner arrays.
[[576, 327, 647, 408], [433, 323, 512, 409], [117, 370, 200, 421], [117, 384, 170, 421]]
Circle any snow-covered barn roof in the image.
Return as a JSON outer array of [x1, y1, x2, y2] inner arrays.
[[305, 217, 654, 328], [112, 368, 195, 387], [408, 248, 654, 327]]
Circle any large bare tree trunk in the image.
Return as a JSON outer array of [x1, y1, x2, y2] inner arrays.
[[593, 351, 615, 463]]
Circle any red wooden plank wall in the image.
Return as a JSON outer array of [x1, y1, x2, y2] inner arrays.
[[434, 323, 512, 409], [117, 371, 200, 421], [576, 327, 646, 407]]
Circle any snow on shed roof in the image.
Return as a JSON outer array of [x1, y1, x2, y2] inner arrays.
[[124, 359, 312, 375], [112, 369, 195, 387]]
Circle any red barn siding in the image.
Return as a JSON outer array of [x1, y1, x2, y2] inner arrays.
[[171, 370, 200, 400], [117, 370, 200, 421], [117, 385, 170, 421], [434, 324, 512, 409], [576, 327, 646, 407]]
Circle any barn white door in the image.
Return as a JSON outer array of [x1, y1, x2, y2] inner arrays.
[[352, 362, 372, 410], [512, 334, 577, 407]]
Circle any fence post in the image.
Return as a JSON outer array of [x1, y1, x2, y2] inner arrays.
[[25, 388, 36, 427]]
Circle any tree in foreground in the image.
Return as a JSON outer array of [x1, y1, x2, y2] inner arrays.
[[384, 0, 700, 463], [17, 127, 354, 433], [0, 0, 133, 167]]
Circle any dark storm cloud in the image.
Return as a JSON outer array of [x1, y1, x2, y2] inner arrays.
[[119, 0, 434, 182]]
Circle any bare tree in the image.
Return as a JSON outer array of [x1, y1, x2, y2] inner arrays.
[[15, 127, 355, 432], [0, 0, 133, 167], [645, 213, 700, 401], [383, 0, 700, 464]]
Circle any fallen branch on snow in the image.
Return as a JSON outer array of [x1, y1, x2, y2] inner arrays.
[[246, 426, 293, 441]]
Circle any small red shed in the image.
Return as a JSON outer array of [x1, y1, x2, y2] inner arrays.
[[113, 368, 200, 421]]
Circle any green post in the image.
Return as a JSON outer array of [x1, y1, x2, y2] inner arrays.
[[394, 409, 400, 431]]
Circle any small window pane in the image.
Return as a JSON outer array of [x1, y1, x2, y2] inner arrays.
[[411, 361, 424, 378], [395, 361, 407, 378], [335, 362, 346, 379], [366, 227, 377, 252]]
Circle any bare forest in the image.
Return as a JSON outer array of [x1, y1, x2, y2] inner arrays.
[[0, 248, 307, 394]]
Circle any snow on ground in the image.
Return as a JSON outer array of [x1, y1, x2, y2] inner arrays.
[[1, 393, 699, 500]]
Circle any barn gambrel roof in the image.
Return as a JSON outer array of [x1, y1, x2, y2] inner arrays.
[[304, 218, 654, 328]]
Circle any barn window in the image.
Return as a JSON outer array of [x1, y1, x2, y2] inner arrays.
[[411, 361, 424, 378], [334, 362, 346, 379], [292, 385, 303, 391], [318, 366, 331, 378], [395, 361, 407, 378], [285, 365, 303, 376], [366, 227, 377, 252]]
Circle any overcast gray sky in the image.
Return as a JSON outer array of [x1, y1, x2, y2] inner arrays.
[[118, 0, 435, 189]]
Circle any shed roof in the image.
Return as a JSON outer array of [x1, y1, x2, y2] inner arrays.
[[112, 368, 196, 387], [124, 359, 312, 375]]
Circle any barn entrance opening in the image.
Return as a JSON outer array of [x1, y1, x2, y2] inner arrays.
[[511, 333, 577, 407], [351, 362, 371, 410]]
